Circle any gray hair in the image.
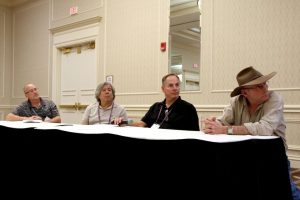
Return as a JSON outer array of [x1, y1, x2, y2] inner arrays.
[[161, 73, 180, 86], [95, 82, 116, 102]]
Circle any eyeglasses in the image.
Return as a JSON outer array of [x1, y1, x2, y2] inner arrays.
[[242, 82, 268, 90], [25, 88, 38, 94]]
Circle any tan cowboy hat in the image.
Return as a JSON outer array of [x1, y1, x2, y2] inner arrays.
[[230, 66, 276, 97]]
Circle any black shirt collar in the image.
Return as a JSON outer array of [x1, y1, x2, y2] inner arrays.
[[162, 96, 181, 110]]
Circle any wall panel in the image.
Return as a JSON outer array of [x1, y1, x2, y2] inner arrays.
[[0, 6, 12, 112], [12, 0, 50, 101], [0, 8, 5, 98]]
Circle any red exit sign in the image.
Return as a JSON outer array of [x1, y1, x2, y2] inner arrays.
[[70, 6, 78, 15]]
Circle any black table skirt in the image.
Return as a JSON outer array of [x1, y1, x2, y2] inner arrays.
[[1, 125, 292, 199]]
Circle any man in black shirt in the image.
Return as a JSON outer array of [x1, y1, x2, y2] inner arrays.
[[132, 73, 199, 131]]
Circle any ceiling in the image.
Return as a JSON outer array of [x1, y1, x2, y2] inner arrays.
[[170, 0, 201, 49]]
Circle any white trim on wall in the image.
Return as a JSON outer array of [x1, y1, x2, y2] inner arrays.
[[0, 8, 6, 99]]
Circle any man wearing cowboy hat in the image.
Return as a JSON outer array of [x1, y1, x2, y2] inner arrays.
[[203, 66, 300, 200]]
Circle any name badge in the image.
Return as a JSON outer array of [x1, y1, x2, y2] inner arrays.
[[151, 123, 160, 129]]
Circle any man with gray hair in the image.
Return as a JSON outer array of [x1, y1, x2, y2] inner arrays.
[[131, 73, 199, 131], [81, 82, 128, 125]]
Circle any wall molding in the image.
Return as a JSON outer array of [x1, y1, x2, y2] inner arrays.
[[123, 105, 153, 111], [0, 105, 12, 109], [211, 88, 300, 93], [50, 16, 102, 34], [117, 92, 161, 96], [123, 104, 300, 113], [289, 145, 300, 152], [289, 155, 300, 161], [0, 9, 5, 99]]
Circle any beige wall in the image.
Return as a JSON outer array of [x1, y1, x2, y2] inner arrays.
[[0, 0, 300, 166], [104, 0, 169, 119], [0, 6, 12, 118]]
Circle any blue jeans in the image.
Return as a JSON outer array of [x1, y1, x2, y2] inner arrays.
[[288, 160, 300, 200]]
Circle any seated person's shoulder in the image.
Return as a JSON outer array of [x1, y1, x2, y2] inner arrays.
[[113, 102, 125, 108], [87, 102, 98, 107], [180, 99, 196, 108], [42, 99, 57, 105], [268, 91, 284, 104], [150, 102, 163, 108], [270, 91, 281, 99]]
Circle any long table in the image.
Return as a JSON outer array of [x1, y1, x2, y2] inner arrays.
[[0, 121, 293, 199]]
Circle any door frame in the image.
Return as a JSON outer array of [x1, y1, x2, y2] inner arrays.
[[51, 23, 100, 104], [51, 23, 100, 123]]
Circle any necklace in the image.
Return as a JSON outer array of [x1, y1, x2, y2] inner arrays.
[[97, 102, 114, 124], [155, 105, 173, 125]]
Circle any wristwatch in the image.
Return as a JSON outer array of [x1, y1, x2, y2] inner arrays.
[[227, 126, 233, 135]]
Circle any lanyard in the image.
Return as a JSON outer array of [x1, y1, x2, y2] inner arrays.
[[29, 100, 40, 116], [155, 105, 172, 125], [31, 107, 39, 116], [31, 106, 45, 120], [98, 102, 114, 124]]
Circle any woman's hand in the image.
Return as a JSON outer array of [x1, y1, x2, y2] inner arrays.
[[112, 117, 124, 125]]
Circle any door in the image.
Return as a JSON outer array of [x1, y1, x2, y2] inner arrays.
[[59, 42, 97, 124], [51, 24, 100, 124]]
